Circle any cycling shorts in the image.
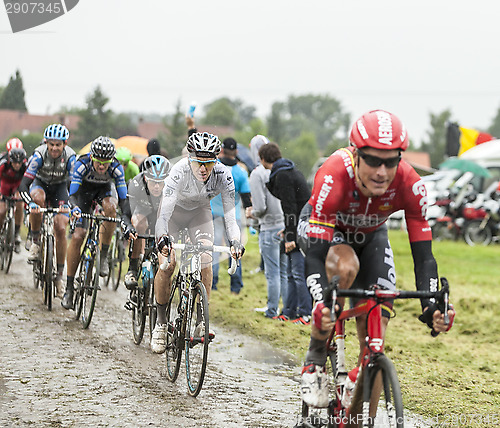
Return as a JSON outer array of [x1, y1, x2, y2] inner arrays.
[[72, 182, 114, 229], [167, 205, 214, 244], [30, 178, 69, 207]]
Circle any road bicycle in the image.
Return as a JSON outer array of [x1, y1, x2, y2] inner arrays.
[[124, 234, 158, 345], [297, 277, 451, 428], [105, 224, 126, 290], [163, 238, 238, 397], [29, 207, 61, 311], [71, 212, 121, 329], [0, 195, 21, 274]]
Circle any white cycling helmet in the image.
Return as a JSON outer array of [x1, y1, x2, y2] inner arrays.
[[186, 132, 221, 158]]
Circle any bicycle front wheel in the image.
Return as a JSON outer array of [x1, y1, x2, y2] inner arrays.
[[185, 280, 210, 397], [131, 279, 147, 345], [165, 278, 182, 382], [4, 215, 15, 274], [0, 226, 7, 271], [362, 354, 404, 428], [43, 236, 55, 311], [80, 248, 100, 329]]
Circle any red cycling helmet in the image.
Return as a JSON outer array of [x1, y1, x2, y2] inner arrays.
[[349, 110, 409, 151], [6, 137, 23, 152]]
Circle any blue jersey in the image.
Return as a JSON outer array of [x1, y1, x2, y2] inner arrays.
[[210, 163, 250, 220], [69, 153, 128, 200]]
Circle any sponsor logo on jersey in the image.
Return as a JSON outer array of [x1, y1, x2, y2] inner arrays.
[[314, 175, 333, 217], [306, 273, 324, 302], [411, 179, 428, 218], [309, 226, 326, 235]]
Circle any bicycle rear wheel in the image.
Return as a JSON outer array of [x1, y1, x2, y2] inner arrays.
[[165, 277, 183, 382], [4, 214, 15, 274], [131, 279, 147, 345], [362, 354, 403, 428], [184, 280, 210, 397], [80, 248, 100, 329]]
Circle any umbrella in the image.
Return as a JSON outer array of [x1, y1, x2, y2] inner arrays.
[[439, 157, 492, 178], [115, 136, 149, 157]]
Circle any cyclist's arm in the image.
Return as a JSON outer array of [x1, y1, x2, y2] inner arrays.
[[220, 172, 240, 242], [410, 240, 438, 311], [18, 151, 43, 204], [305, 237, 331, 305], [68, 157, 87, 207]]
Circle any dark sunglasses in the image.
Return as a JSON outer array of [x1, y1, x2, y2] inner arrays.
[[357, 149, 401, 168]]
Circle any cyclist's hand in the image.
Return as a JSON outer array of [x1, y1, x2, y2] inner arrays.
[[157, 234, 172, 257], [71, 206, 82, 218], [419, 303, 455, 333], [123, 225, 137, 241], [59, 204, 70, 214], [312, 302, 334, 332], [29, 201, 40, 213], [230, 239, 245, 259]]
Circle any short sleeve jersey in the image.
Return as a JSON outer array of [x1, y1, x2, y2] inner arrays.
[[307, 146, 431, 243]]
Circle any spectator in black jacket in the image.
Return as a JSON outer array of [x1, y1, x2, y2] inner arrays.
[[259, 142, 312, 324]]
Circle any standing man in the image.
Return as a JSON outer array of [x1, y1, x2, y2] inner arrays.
[[246, 135, 288, 319], [259, 143, 313, 324], [210, 137, 251, 294]]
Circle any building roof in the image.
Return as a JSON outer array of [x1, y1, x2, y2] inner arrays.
[[0, 109, 81, 141]]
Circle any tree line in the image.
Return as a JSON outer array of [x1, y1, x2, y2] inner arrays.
[[2, 69, 500, 176]]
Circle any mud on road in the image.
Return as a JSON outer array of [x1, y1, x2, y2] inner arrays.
[[0, 253, 303, 427]]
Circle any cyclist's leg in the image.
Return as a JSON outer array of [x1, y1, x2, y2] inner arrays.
[[0, 198, 6, 229], [125, 212, 147, 289], [187, 205, 214, 300], [14, 191, 23, 248], [28, 181, 46, 259], [99, 191, 117, 276], [50, 183, 70, 294]]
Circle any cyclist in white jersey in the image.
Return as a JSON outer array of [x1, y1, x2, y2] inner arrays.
[[151, 132, 245, 353]]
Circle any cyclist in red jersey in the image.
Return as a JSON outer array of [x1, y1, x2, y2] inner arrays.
[[298, 110, 456, 411], [0, 144, 28, 253]]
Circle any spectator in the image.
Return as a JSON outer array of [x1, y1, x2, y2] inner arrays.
[[259, 142, 312, 325], [139, 138, 162, 171], [211, 137, 252, 294], [246, 135, 288, 319]]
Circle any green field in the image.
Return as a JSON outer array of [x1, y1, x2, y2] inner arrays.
[[210, 230, 500, 424]]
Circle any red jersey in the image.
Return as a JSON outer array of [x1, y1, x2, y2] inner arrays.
[[0, 155, 27, 196], [307, 147, 431, 243]]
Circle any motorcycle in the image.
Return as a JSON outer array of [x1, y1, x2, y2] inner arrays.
[[463, 198, 500, 246]]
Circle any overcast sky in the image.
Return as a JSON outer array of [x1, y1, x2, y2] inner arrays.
[[2, 0, 500, 145]]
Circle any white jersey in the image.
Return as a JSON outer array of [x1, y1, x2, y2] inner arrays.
[[156, 157, 240, 240]]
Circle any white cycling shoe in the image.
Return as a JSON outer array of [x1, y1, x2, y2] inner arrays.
[[151, 323, 167, 354], [300, 364, 330, 408], [193, 322, 215, 339]]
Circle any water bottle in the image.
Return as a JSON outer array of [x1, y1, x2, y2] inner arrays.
[[341, 366, 360, 408], [187, 101, 196, 118]]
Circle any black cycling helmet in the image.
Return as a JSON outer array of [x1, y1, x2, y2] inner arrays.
[[90, 136, 116, 160], [9, 147, 26, 163]]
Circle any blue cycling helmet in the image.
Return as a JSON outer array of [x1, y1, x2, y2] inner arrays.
[[44, 124, 69, 142], [143, 155, 170, 180]]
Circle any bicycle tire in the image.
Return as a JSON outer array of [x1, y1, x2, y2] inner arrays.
[[81, 248, 100, 329], [4, 214, 15, 274], [131, 279, 147, 345], [104, 233, 115, 288], [0, 224, 6, 271], [73, 255, 87, 320], [148, 275, 157, 340], [165, 276, 183, 382], [362, 354, 403, 428], [43, 236, 55, 311], [185, 279, 210, 397], [464, 220, 492, 246]]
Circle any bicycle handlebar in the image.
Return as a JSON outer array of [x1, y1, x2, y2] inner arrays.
[[331, 277, 450, 337], [77, 212, 122, 223], [159, 243, 238, 275]]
